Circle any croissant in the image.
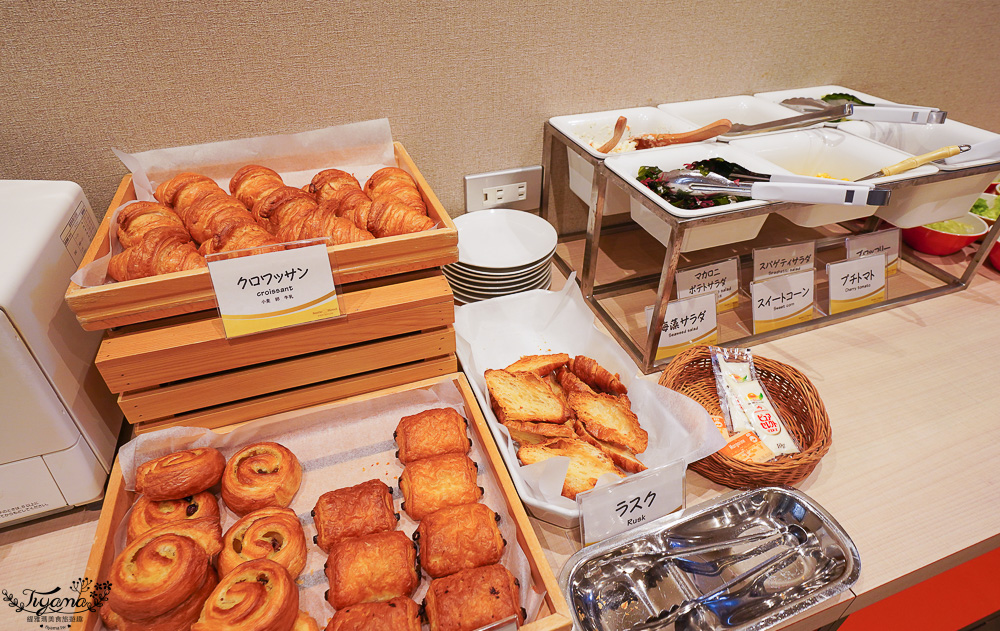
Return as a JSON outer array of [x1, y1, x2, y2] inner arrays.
[[154, 172, 215, 208], [117, 201, 188, 249], [296, 211, 375, 245], [310, 168, 362, 204], [365, 167, 427, 215], [252, 186, 319, 235], [172, 179, 226, 224], [230, 164, 286, 210], [108, 226, 207, 281], [200, 219, 284, 256], [366, 197, 436, 238], [333, 189, 377, 231]]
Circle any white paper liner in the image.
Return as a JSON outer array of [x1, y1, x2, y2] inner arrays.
[[102, 380, 540, 630], [454, 275, 727, 521], [71, 119, 398, 288]]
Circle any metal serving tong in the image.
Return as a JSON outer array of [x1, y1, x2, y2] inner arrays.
[[665, 168, 891, 206], [723, 101, 947, 138], [781, 97, 948, 125]]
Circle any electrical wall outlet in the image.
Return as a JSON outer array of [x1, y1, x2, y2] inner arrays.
[[464, 165, 543, 212]]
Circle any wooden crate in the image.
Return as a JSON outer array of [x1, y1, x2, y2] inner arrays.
[[99, 269, 456, 430], [70, 373, 573, 631], [65, 142, 458, 331]]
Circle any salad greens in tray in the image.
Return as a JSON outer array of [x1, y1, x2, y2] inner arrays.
[[637, 158, 753, 210]]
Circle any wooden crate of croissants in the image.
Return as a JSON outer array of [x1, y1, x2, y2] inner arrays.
[[65, 143, 462, 431], [71, 373, 572, 631], [65, 142, 457, 331]]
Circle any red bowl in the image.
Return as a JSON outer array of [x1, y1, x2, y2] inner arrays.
[[901, 213, 989, 256], [990, 241, 1000, 272]]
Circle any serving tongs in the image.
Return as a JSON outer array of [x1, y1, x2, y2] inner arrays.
[[664, 168, 891, 206], [722, 102, 947, 138], [781, 96, 948, 125]]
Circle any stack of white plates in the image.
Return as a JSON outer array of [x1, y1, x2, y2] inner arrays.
[[445, 208, 558, 304]]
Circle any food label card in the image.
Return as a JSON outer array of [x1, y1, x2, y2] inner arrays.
[[750, 269, 815, 334], [847, 229, 900, 276], [676, 257, 740, 311], [827, 254, 887, 314], [644, 293, 719, 361], [577, 459, 686, 545], [753, 241, 816, 281], [207, 241, 343, 338]]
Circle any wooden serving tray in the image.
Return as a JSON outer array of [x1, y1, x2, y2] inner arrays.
[[65, 142, 458, 331], [70, 373, 573, 631]]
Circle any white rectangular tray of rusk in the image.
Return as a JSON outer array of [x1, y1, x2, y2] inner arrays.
[[454, 276, 725, 529]]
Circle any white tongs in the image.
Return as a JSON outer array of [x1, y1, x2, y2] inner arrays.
[[667, 170, 891, 206]]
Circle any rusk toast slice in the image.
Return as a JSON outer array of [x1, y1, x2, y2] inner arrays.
[[505, 353, 570, 376], [568, 391, 648, 454], [573, 419, 648, 474], [517, 438, 624, 500], [569, 355, 628, 395], [503, 419, 575, 439], [485, 369, 567, 424]]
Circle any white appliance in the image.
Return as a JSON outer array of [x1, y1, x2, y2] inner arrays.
[[0, 180, 123, 526]]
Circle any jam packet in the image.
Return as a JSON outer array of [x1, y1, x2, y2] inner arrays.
[[709, 347, 800, 459]]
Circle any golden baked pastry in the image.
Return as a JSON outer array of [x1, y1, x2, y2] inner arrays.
[[101, 518, 223, 631], [230, 164, 286, 210], [423, 564, 524, 631], [504, 353, 570, 377], [108, 225, 207, 281], [568, 391, 648, 454], [501, 419, 576, 440], [217, 506, 307, 578], [154, 172, 215, 207], [221, 442, 302, 516], [294, 209, 375, 245], [569, 355, 628, 395], [484, 369, 568, 425], [516, 437, 624, 500], [312, 479, 398, 553], [324, 530, 419, 610], [116, 201, 188, 249], [310, 168, 362, 204], [332, 188, 376, 231], [415, 503, 505, 578], [199, 220, 281, 256], [325, 597, 421, 631], [252, 186, 319, 236], [399, 453, 482, 521], [365, 196, 435, 238], [555, 366, 594, 395], [364, 167, 427, 215], [135, 447, 226, 501], [394, 407, 470, 465], [294, 611, 321, 631], [192, 558, 300, 631], [126, 491, 220, 544], [573, 418, 647, 474]]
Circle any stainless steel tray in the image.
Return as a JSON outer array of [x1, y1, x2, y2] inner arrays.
[[559, 487, 860, 631]]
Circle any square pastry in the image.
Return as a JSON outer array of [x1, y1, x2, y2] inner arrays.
[[423, 564, 524, 631], [415, 503, 505, 578], [399, 454, 482, 521], [312, 479, 398, 553], [394, 407, 470, 465], [325, 531, 419, 610]]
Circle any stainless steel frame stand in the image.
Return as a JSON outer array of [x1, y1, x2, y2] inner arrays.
[[541, 121, 1000, 374]]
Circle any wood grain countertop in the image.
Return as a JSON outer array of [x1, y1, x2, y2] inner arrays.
[[3, 261, 999, 630]]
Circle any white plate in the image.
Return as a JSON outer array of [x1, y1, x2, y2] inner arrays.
[[445, 257, 552, 284], [446, 249, 555, 279], [450, 270, 552, 302], [445, 264, 551, 294], [454, 209, 558, 270]]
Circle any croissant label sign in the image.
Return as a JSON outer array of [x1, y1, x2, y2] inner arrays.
[[207, 240, 343, 338]]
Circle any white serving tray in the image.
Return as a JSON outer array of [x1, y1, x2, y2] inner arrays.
[[454, 277, 725, 528]]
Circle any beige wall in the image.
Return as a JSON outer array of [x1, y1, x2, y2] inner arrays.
[[2, 1, 998, 218]]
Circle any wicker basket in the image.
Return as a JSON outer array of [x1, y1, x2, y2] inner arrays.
[[658, 345, 832, 488]]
